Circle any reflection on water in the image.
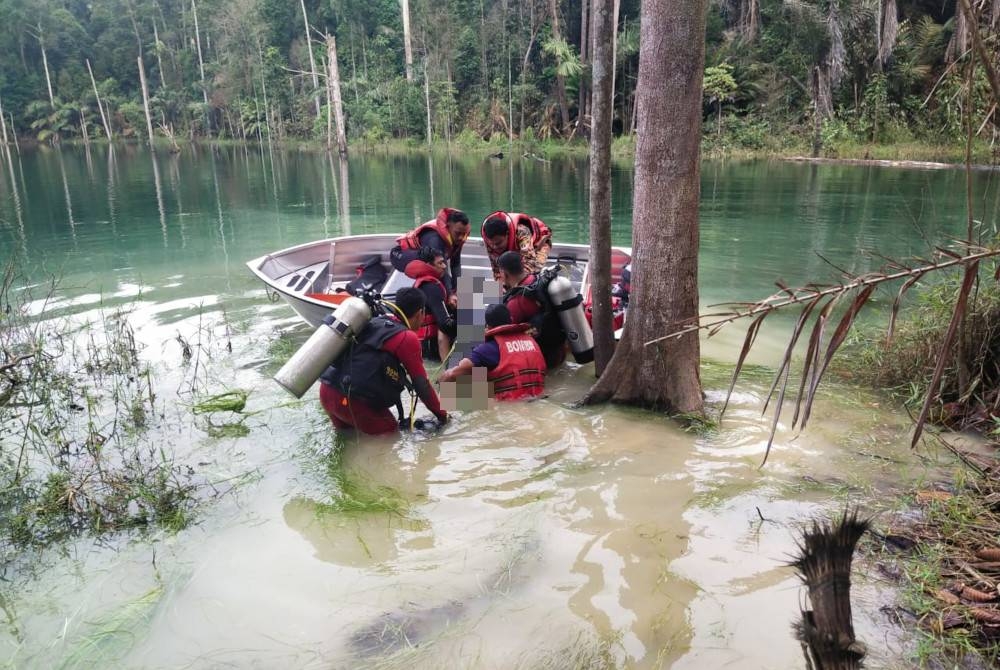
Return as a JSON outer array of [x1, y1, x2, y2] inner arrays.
[[0, 146, 984, 668]]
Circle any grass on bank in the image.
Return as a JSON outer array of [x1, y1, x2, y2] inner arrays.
[[45, 114, 997, 167], [866, 469, 1000, 667]]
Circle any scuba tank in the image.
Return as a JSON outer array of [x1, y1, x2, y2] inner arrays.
[[546, 274, 595, 364], [274, 297, 373, 398]]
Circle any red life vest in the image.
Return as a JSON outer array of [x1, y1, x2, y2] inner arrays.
[[481, 211, 552, 252], [413, 274, 447, 341], [397, 207, 467, 258], [486, 323, 546, 400]]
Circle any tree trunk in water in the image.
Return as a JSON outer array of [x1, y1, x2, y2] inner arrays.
[[327, 35, 348, 157], [547, 0, 571, 132], [811, 66, 822, 157], [588, 0, 615, 375], [424, 59, 433, 144], [0, 95, 9, 156], [38, 25, 55, 107], [578, 0, 590, 136], [191, 0, 210, 134], [583, 0, 705, 415], [138, 56, 156, 148], [402, 0, 415, 82], [300, 0, 322, 116], [153, 21, 166, 89], [80, 110, 89, 146], [87, 59, 114, 140]]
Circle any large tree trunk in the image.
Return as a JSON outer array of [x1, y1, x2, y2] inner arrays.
[[37, 25, 55, 107], [138, 56, 156, 147], [300, 0, 322, 116], [87, 58, 111, 142], [191, 0, 210, 133], [547, 0, 571, 132], [588, 0, 615, 375], [327, 35, 348, 157], [402, 0, 415, 82], [583, 0, 705, 415]]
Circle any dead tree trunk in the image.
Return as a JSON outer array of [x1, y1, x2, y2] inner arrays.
[[87, 59, 114, 140], [583, 0, 705, 415], [191, 0, 210, 119], [326, 35, 348, 157], [578, 0, 590, 134], [138, 56, 156, 147], [299, 0, 322, 116], [791, 510, 869, 670], [588, 0, 615, 375], [402, 0, 415, 82], [37, 24, 55, 107]]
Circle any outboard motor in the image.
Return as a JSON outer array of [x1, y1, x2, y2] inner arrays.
[[274, 297, 372, 398], [547, 275, 594, 364]]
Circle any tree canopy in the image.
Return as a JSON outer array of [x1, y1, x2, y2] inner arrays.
[[0, 0, 993, 150]]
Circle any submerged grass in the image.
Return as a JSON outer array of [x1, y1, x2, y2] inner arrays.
[[313, 433, 409, 517], [55, 585, 164, 670], [0, 263, 209, 574]]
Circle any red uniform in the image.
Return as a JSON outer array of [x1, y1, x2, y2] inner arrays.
[[319, 321, 446, 435], [503, 273, 567, 369], [486, 324, 546, 400]]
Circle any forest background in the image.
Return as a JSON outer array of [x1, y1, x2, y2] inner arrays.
[[0, 0, 996, 161]]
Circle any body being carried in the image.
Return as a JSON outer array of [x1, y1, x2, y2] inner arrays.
[[439, 304, 546, 401]]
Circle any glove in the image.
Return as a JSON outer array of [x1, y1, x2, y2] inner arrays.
[[434, 411, 449, 425]]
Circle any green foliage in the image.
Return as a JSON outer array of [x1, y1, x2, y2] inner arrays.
[[703, 63, 738, 105], [839, 265, 1000, 430], [0, 0, 990, 149]]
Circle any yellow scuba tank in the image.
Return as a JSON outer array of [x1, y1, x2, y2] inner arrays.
[[273, 297, 373, 398]]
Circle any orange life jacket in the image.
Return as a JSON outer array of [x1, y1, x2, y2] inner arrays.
[[397, 207, 467, 258], [486, 323, 546, 400], [481, 211, 552, 253]]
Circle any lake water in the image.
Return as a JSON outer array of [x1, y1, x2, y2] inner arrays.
[[0, 144, 997, 668]]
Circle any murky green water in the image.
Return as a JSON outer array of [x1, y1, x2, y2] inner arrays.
[[1, 145, 997, 668]]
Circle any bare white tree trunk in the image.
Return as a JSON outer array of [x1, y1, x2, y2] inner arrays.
[[402, 0, 415, 82], [37, 24, 55, 107], [0, 95, 9, 157], [424, 59, 433, 144], [191, 0, 209, 107], [10, 114, 19, 154], [153, 20, 166, 89], [326, 34, 348, 157], [80, 109, 90, 146], [87, 59, 114, 140], [138, 56, 156, 147], [300, 0, 322, 116]]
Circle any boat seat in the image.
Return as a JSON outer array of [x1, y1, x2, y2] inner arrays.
[[278, 260, 329, 296]]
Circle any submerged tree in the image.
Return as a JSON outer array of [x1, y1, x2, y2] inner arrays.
[[583, 0, 705, 415]]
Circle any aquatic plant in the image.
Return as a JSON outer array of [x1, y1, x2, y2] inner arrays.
[[0, 263, 206, 572], [654, 244, 1000, 465]]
